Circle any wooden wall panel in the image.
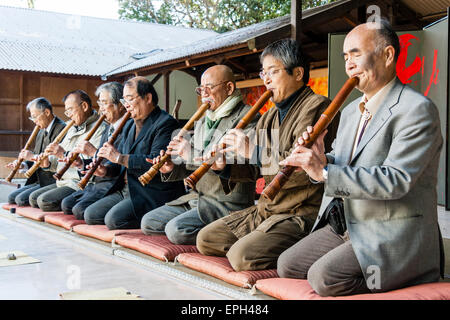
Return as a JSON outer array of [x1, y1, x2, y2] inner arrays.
[[0, 71, 106, 155], [0, 72, 20, 103]]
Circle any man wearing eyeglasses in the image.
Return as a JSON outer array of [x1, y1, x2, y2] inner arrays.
[[140, 64, 259, 245], [28, 89, 107, 212], [196, 39, 339, 272], [58, 82, 131, 221], [6, 97, 66, 206], [83, 76, 185, 230]]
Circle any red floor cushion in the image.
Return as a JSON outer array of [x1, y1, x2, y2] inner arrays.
[[15, 206, 63, 221], [72, 224, 142, 243], [44, 213, 86, 230], [1, 203, 18, 211], [255, 278, 450, 300], [114, 234, 199, 262], [176, 253, 278, 288]]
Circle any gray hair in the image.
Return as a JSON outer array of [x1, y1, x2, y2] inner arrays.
[[95, 82, 124, 106], [373, 19, 400, 62], [26, 97, 52, 112], [260, 38, 310, 84]]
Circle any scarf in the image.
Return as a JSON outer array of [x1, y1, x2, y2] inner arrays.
[[203, 90, 242, 148]]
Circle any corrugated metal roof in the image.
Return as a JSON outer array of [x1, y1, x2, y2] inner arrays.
[[0, 5, 216, 76], [103, 0, 450, 77], [103, 14, 291, 77], [101, 0, 357, 77]]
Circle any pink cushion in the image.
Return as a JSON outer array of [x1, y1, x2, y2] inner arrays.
[[255, 278, 450, 300], [15, 206, 64, 221], [1, 203, 18, 211], [114, 234, 199, 262], [72, 224, 142, 243], [176, 253, 278, 288], [44, 213, 86, 230]]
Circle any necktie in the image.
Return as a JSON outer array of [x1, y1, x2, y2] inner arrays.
[[356, 102, 372, 146], [108, 125, 115, 138]]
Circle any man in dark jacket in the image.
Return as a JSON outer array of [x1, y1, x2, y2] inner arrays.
[[6, 97, 66, 206], [84, 76, 185, 229]]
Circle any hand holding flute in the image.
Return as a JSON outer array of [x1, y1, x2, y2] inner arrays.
[[5, 125, 40, 182], [24, 120, 74, 178], [261, 76, 358, 201], [138, 102, 210, 186]]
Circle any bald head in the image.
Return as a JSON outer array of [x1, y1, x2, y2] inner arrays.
[[343, 20, 398, 99], [203, 65, 236, 84], [349, 20, 400, 62]]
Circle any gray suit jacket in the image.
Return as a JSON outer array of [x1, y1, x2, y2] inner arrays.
[[25, 116, 66, 187], [312, 78, 444, 292]]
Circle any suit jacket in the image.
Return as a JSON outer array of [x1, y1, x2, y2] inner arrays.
[[80, 118, 133, 199], [106, 106, 185, 218], [162, 101, 259, 225], [25, 116, 66, 187], [312, 78, 444, 292]]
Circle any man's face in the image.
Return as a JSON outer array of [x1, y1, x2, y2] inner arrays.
[[29, 105, 51, 129], [343, 26, 388, 97], [198, 71, 232, 111], [122, 84, 148, 120], [98, 90, 120, 124], [261, 55, 302, 104], [64, 94, 87, 126]]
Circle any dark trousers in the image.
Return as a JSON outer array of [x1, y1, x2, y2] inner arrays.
[[104, 198, 140, 230], [29, 184, 56, 208], [277, 224, 369, 297], [61, 189, 104, 220], [8, 183, 40, 206], [84, 186, 138, 230], [83, 191, 124, 225], [31, 184, 75, 212]]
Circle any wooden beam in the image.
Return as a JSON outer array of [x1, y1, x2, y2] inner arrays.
[[163, 71, 171, 113], [172, 99, 182, 120], [150, 73, 162, 85], [236, 78, 263, 89], [391, 0, 424, 29], [357, 5, 367, 24], [342, 15, 358, 27], [19, 74, 24, 147], [291, 0, 302, 44]]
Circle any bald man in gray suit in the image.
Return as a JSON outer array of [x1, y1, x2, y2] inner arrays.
[[277, 20, 444, 296]]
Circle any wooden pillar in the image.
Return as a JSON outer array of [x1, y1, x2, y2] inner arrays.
[[291, 0, 302, 44], [163, 71, 171, 113], [19, 74, 24, 148]]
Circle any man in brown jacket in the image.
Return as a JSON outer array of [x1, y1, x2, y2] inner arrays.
[[196, 39, 339, 271]]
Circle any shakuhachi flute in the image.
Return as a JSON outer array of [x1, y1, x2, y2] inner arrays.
[[184, 90, 273, 190], [138, 102, 210, 186], [78, 111, 132, 190], [24, 120, 75, 178], [5, 125, 40, 182], [53, 114, 106, 180], [261, 76, 359, 201]]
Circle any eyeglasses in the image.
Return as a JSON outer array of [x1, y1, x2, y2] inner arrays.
[[195, 80, 229, 96], [120, 95, 140, 106], [97, 100, 113, 107], [259, 68, 287, 80], [28, 112, 44, 122], [64, 102, 82, 117]]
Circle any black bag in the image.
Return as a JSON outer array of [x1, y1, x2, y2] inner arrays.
[[324, 198, 346, 235]]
